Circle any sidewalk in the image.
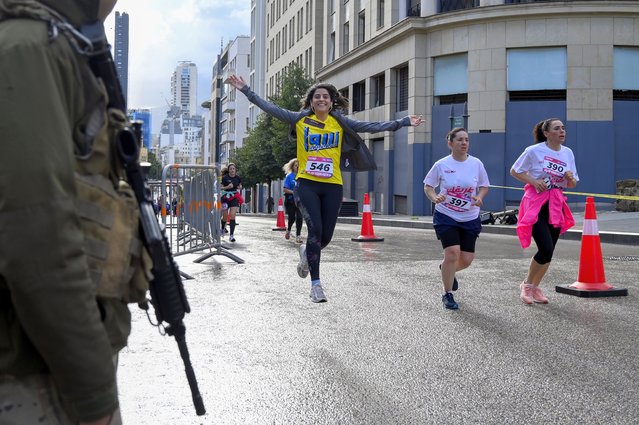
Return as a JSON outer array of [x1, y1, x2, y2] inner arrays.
[[336, 209, 639, 246]]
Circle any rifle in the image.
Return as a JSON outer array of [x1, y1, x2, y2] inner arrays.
[[81, 20, 206, 416]]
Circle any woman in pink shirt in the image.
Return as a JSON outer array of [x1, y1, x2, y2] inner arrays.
[[510, 118, 578, 305]]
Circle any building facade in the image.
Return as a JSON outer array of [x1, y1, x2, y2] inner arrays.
[[264, 0, 324, 98], [114, 11, 129, 101], [231, 0, 639, 215], [211, 36, 252, 166], [313, 0, 639, 215]]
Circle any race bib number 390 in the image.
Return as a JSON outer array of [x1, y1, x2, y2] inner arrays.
[[305, 156, 333, 178], [543, 156, 567, 177]]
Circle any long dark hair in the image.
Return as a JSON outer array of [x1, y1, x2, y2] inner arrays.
[[532, 118, 561, 143], [301, 83, 349, 111]]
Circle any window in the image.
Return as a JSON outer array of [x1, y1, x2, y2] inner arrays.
[[614, 46, 639, 100], [328, 32, 335, 63], [507, 47, 566, 100], [408, 0, 420, 16], [434, 53, 468, 97], [298, 9, 303, 39], [353, 81, 366, 112], [372, 74, 385, 107], [282, 25, 287, 53], [343, 22, 350, 55], [396, 66, 408, 112], [289, 18, 295, 47], [357, 11, 365, 46], [377, 0, 384, 28]]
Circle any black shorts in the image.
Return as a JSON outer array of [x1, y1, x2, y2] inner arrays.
[[433, 211, 481, 252]]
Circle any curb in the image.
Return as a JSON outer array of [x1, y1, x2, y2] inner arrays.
[[336, 216, 639, 246]]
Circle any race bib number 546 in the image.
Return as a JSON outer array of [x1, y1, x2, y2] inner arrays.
[[305, 156, 333, 178]]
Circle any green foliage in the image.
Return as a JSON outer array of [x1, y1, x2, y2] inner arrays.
[[233, 63, 314, 187], [146, 151, 163, 180]]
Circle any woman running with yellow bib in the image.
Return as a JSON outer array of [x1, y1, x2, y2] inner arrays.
[[229, 75, 424, 303]]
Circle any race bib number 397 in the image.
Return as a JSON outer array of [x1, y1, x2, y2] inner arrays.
[[305, 156, 333, 178], [444, 194, 471, 212]]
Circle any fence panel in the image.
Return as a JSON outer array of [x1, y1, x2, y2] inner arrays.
[[161, 164, 244, 265]]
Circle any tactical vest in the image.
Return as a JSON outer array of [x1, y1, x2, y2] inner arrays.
[[0, 1, 151, 302]]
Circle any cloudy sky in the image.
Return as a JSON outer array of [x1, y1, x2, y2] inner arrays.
[[104, 0, 251, 131]]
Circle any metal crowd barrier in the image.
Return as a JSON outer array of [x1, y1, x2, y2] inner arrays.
[[160, 164, 244, 265]]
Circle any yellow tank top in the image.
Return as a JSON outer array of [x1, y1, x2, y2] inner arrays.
[[295, 114, 343, 185]]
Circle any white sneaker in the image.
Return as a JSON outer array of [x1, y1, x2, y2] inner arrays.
[[229, 235, 236, 242], [297, 244, 309, 278], [310, 285, 327, 303]]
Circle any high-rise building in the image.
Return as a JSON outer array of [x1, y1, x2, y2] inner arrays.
[[171, 62, 198, 117], [129, 109, 152, 150], [113, 11, 129, 102]]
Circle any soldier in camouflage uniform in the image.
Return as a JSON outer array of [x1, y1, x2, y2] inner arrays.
[[0, 1, 150, 424]]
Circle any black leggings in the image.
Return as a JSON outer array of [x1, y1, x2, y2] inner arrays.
[[285, 197, 303, 235], [531, 202, 561, 265], [294, 179, 343, 281]]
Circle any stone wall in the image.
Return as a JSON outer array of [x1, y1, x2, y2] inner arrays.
[[616, 180, 639, 212]]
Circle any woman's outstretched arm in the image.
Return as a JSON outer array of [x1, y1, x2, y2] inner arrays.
[[227, 75, 300, 125]]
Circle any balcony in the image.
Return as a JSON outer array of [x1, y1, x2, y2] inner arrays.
[[221, 131, 235, 143], [222, 99, 235, 113], [439, 0, 479, 13], [222, 68, 236, 83]]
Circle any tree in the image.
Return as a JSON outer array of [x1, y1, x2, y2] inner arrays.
[[232, 63, 314, 190], [146, 151, 163, 180]]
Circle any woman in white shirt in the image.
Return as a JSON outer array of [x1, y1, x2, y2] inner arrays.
[[511, 118, 578, 305], [424, 128, 490, 310]]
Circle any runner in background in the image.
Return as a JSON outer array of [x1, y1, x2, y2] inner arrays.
[[283, 158, 304, 243], [220, 163, 243, 242], [511, 118, 578, 305], [424, 128, 489, 310]]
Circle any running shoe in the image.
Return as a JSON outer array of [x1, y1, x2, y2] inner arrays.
[[439, 263, 459, 291], [442, 292, 459, 310], [310, 285, 327, 303], [295, 235, 303, 244], [297, 244, 309, 278], [520, 282, 533, 305], [229, 235, 236, 242], [285, 230, 291, 240], [531, 286, 549, 304]]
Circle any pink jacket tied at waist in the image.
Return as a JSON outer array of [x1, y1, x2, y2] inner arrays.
[[516, 185, 575, 249]]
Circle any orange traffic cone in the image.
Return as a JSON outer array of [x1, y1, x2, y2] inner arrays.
[[272, 197, 286, 231], [351, 193, 384, 242], [555, 197, 627, 297]]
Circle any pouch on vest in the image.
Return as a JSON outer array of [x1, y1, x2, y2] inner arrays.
[[75, 107, 152, 303]]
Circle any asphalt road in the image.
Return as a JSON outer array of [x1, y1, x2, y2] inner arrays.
[[118, 216, 639, 425]]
